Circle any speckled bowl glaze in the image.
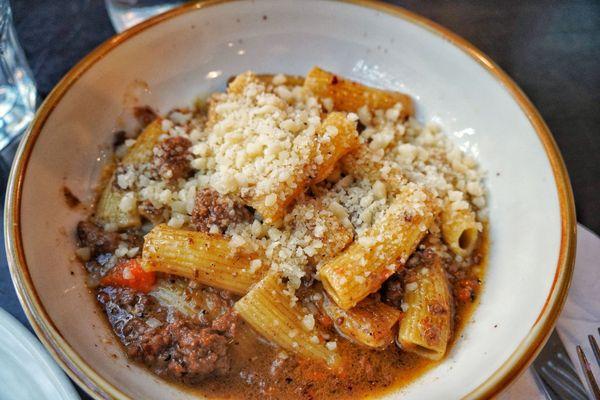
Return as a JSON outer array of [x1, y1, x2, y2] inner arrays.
[[4, 1, 575, 399]]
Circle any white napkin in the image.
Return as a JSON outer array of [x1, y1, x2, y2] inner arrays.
[[501, 224, 600, 398]]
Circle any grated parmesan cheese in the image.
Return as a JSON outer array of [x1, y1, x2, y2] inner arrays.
[[302, 314, 315, 331], [104, 70, 486, 310]]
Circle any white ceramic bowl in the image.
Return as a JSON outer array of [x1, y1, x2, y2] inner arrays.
[[4, 1, 575, 399]]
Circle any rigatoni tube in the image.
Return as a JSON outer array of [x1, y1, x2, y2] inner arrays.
[[304, 66, 414, 118], [248, 112, 359, 224], [95, 119, 164, 228], [141, 224, 266, 295], [322, 295, 401, 348], [234, 271, 340, 367], [311, 111, 360, 184], [398, 252, 453, 360], [441, 204, 480, 258], [319, 185, 436, 309], [95, 175, 141, 229]]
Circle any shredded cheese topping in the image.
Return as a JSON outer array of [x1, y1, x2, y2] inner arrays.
[[112, 71, 486, 299]]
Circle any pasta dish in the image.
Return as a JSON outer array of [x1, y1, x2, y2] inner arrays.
[[76, 67, 487, 398]]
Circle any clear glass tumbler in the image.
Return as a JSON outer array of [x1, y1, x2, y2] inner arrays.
[[105, 0, 185, 33], [0, 0, 36, 150]]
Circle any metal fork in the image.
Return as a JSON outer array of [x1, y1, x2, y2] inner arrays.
[[533, 330, 590, 399], [576, 328, 600, 400]]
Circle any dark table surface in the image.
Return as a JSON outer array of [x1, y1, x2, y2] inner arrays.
[[2, 0, 599, 398]]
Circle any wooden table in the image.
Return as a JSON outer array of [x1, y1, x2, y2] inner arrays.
[[3, 1, 599, 398]]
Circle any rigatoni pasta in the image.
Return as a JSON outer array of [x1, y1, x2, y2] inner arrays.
[[95, 119, 164, 228], [246, 176, 309, 225], [304, 66, 414, 118], [141, 224, 266, 294], [311, 111, 360, 184], [398, 251, 453, 360], [121, 119, 165, 165], [234, 271, 340, 366], [95, 176, 141, 228], [211, 71, 360, 224], [286, 198, 354, 266], [441, 204, 481, 258], [322, 295, 401, 348], [319, 185, 437, 309], [340, 144, 408, 192], [77, 67, 488, 399], [232, 97, 359, 223]]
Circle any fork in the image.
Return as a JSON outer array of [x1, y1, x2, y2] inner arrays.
[[576, 327, 600, 400], [533, 329, 589, 399]]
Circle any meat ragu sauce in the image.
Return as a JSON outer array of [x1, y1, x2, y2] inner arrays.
[[78, 217, 486, 399], [197, 256, 487, 400], [76, 70, 489, 399]]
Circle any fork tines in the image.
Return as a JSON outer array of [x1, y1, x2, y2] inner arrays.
[[590, 329, 600, 367], [577, 328, 600, 400]]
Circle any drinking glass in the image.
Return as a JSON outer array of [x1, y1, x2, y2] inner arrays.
[[0, 0, 36, 151], [105, 0, 185, 32]]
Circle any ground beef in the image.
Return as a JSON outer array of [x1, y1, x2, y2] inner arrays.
[[191, 188, 252, 233], [77, 221, 120, 256], [133, 106, 158, 128], [98, 286, 159, 340], [153, 136, 192, 181], [97, 286, 235, 384], [209, 309, 238, 335], [131, 319, 230, 384]]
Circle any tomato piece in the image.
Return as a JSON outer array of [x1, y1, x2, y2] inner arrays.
[[100, 258, 156, 293]]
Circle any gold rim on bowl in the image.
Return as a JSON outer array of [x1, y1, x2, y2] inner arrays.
[[4, 1, 576, 399]]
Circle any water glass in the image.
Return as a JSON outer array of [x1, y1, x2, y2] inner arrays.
[[105, 0, 185, 32], [0, 0, 36, 150]]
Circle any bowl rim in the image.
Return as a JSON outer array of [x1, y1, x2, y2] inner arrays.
[[3, 0, 576, 399]]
